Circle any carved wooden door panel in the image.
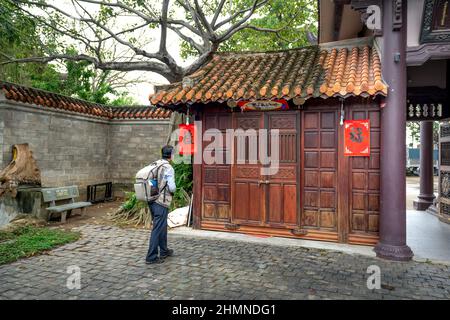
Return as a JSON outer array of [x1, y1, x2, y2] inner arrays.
[[438, 123, 450, 222], [301, 109, 339, 233], [264, 111, 299, 228], [231, 112, 266, 226], [201, 112, 232, 222], [347, 107, 381, 243]]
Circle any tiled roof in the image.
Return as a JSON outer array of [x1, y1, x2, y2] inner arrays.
[[111, 106, 172, 119], [150, 38, 387, 107], [0, 81, 171, 120]]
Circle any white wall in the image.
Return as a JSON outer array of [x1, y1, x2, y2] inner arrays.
[[408, 0, 425, 47]]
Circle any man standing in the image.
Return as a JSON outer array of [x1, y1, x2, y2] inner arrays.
[[145, 145, 176, 264]]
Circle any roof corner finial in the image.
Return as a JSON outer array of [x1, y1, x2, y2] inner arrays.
[[182, 76, 194, 89]]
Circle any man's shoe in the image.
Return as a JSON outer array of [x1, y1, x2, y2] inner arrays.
[[145, 258, 165, 265], [160, 249, 174, 259]]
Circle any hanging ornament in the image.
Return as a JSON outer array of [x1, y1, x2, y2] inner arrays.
[[179, 106, 195, 155]]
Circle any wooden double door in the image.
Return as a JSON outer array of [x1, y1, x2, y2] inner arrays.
[[232, 111, 300, 228]]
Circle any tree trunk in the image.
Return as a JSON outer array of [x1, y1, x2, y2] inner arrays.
[[0, 144, 41, 197]]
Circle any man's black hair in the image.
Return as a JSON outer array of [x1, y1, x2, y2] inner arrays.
[[162, 145, 174, 159]]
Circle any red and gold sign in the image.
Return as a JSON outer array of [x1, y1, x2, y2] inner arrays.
[[178, 124, 195, 155], [344, 120, 370, 156], [237, 99, 289, 111]]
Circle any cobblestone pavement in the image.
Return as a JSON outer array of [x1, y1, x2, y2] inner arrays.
[[0, 224, 449, 300]]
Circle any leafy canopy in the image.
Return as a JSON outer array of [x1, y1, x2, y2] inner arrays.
[[0, 0, 137, 105], [3, 0, 318, 83], [181, 0, 317, 58]]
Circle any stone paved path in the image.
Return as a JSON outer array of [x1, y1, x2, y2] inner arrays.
[[0, 224, 449, 300]]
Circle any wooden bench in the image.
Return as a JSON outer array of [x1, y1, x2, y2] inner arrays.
[[42, 186, 92, 223]]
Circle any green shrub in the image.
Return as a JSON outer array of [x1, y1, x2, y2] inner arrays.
[[170, 160, 193, 211], [110, 191, 150, 227], [111, 158, 193, 226]]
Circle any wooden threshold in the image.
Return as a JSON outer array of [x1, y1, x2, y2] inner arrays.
[[200, 221, 378, 246]]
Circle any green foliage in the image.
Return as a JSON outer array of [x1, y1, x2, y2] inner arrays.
[[0, 226, 80, 265], [110, 93, 139, 107], [0, 0, 57, 85], [407, 121, 440, 146], [223, 0, 317, 51], [180, 0, 318, 58], [170, 159, 193, 211], [8, 45, 137, 106], [0, 0, 136, 106], [111, 191, 150, 227], [121, 191, 147, 211], [112, 158, 193, 226], [4, 0, 317, 86]]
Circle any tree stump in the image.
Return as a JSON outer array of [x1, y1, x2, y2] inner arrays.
[[0, 144, 41, 197]]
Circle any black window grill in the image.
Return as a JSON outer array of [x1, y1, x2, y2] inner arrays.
[[440, 202, 450, 216], [441, 142, 450, 166], [441, 125, 450, 138]]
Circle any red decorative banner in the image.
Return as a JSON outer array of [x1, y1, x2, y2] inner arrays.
[[237, 99, 289, 111], [178, 124, 195, 155], [344, 120, 370, 156]]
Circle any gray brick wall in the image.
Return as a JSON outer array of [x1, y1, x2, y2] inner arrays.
[[108, 121, 170, 194], [0, 101, 172, 198]]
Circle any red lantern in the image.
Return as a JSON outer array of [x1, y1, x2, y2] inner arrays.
[[178, 124, 195, 155], [344, 120, 370, 156]]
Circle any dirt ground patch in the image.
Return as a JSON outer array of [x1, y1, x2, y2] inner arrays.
[[49, 200, 123, 231]]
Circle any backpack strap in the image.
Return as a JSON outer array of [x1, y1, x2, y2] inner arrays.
[[159, 161, 171, 202], [154, 161, 170, 198], [146, 161, 166, 181]]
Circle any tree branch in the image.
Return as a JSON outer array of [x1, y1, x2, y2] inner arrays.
[[1, 54, 179, 82], [159, 0, 169, 54], [6, 1, 98, 54], [73, 0, 163, 61], [193, 0, 214, 38], [211, 0, 227, 27], [176, 0, 209, 43], [169, 26, 205, 54], [4, 0, 310, 85], [214, 0, 268, 30]]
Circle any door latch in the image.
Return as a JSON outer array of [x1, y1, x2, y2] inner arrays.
[[224, 223, 239, 230], [291, 228, 308, 236]]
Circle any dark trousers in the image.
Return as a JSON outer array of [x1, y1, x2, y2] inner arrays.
[[146, 202, 169, 262]]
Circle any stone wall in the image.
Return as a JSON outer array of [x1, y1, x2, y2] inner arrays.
[[0, 99, 172, 199], [0, 105, 109, 191]]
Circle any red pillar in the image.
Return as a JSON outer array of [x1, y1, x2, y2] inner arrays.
[[414, 121, 436, 210], [374, 0, 413, 261]]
